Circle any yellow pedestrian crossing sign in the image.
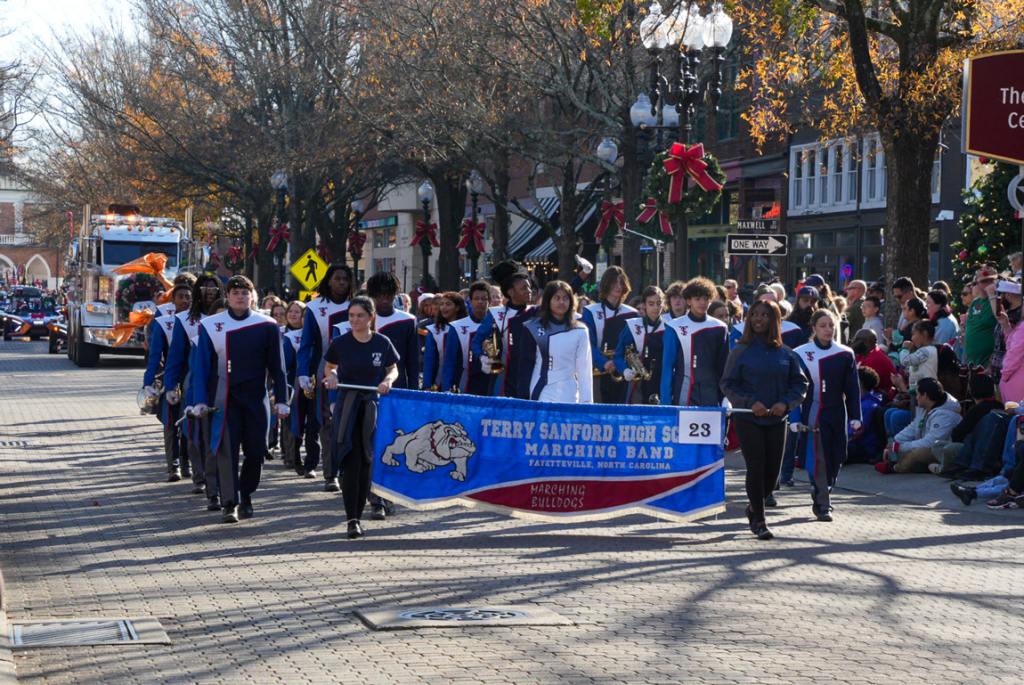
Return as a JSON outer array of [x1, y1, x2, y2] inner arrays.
[[290, 249, 327, 290]]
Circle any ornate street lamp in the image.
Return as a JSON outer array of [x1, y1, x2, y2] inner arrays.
[[462, 170, 485, 281], [635, 0, 732, 280], [414, 180, 436, 285], [269, 169, 289, 294]]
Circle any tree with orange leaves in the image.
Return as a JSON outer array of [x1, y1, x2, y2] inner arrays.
[[732, 0, 1024, 315]]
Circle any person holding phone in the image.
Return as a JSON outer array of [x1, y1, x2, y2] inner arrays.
[[322, 296, 399, 539], [721, 301, 808, 540]]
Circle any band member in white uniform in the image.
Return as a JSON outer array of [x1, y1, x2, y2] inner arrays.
[[614, 285, 666, 405], [296, 264, 353, 491], [582, 266, 639, 404], [517, 281, 593, 404], [441, 281, 491, 394]]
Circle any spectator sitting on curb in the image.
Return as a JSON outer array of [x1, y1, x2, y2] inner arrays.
[[876, 378, 962, 474], [932, 373, 1004, 476], [848, 366, 886, 464], [951, 405, 1024, 507]]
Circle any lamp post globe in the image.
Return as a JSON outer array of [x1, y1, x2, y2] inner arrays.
[[596, 138, 619, 165], [703, 2, 733, 48]]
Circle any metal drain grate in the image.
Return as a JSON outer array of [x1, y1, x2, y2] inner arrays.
[[357, 605, 573, 631], [7, 617, 170, 647]]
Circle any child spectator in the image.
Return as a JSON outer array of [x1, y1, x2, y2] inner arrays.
[[851, 328, 896, 400], [860, 296, 887, 350], [899, 319, 938, 394], [848, 366, 885, 464]]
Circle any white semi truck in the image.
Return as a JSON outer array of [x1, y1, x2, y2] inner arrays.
[[64, 204, 199, 367]]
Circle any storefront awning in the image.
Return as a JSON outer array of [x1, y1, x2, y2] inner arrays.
[[507, 197, 560, 256], [523, 201, 599, 261]]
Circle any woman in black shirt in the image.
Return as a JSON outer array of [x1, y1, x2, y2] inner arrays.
[[721, 301, 808, 540], [323, 296, 399, 539]]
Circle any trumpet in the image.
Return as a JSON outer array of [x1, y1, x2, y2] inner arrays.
[[303, 376, 317, 399], [623, 344, 652, 382], [593, 344, 623, 381], [481, 330, 505, 375]]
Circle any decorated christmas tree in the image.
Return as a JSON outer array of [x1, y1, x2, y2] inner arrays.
[[951, 160, 1021, 288]]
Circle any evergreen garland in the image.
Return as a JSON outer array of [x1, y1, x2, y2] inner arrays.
[[950, 161, 1021, 295], [639, 149, 727, 241]]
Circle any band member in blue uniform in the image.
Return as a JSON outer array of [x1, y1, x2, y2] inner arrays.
[[721, 300, 809, 540], [143, 281, 192, 483], [582, 266, 638, 404], [422, 292, 466, 390], [322, 296, 399, 540], [792, 309, 861, 521], [471, 260, 536, 398], [165, 274, 223, 509], [441, 281, 491, 394], [614, 286, 665, 405], [296, 264, 353, 491], [192, 276, 289, 523], [661, 277, 729, 407], [517, 281, 593, 403], [280, 300, 306, 474]]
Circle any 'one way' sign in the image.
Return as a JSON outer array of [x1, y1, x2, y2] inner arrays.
[[726, 234, 788, 256]]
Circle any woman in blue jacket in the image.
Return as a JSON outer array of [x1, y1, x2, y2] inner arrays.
[[721, 300, 809, 540]]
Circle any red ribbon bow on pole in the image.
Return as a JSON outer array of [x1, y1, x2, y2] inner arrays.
[[267, 223, 290, 252], [348, 230, 366, 259], [410, 219, 439, 247], [457, 218, 486, 252], [662, 142, 723, 203], [595, 201, 625, 241], [636, 198, 673, 237]]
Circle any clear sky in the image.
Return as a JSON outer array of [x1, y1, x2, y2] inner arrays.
[[1, 0, 133, 62]]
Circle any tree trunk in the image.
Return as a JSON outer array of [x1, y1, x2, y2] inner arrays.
[[557, 187, 581, 281], [620, 119, 643, 287], [882, 131, 938, 327], [432, 170, 467, 291], [490, 151, 511, 265]]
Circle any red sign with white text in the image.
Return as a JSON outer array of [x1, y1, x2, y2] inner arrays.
[[962, 50, 1024, 165]]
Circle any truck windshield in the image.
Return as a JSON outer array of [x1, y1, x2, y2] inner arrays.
[[101, 241, 178, 268]]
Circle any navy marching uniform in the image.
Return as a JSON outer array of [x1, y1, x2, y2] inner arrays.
[[193, 309, 287, 515], [793, 339, 861, 516], [440, 313, 484, 393], [730, 320, 806, 350], [281, 327, 306, 471], [470, 303, 537, 399], [660, 313, 729, 407], [144, 313, 190, 480], [582, 301, 639, 404], [614, 316, 665, 404], [517, 318, 593, 403], [164, 311, 214, 500], [422, 322, 447, 390], [296, 297, 350, 481], [367, 308, 419, 389]]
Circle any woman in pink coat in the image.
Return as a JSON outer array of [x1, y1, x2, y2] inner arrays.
[[998, 314, 1024, 403]]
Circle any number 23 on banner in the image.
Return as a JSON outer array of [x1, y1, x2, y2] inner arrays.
[[676, 410, 723, 445]]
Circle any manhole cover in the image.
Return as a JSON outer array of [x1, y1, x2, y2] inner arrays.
[[8, 617, 169, 648], [398, 608, 528, 621], [356, 606, 572, 631]]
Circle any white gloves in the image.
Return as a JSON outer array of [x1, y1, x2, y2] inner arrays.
[[275, 403, 290, 417], [166, 389, 180, 405], [849, 420, 862, 432], [789, 422, 804, 433], [190, 403, 210, 416], [575, 255, 594, 275], [144, 385, 159, 399], [479, 356, 493, 374], [622, 368, 635, 382], [298, 376, 312, 392]]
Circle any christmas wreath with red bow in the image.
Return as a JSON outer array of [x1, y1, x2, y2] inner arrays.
[[115, 273, 164, 319], [640, 143, 726, 234]]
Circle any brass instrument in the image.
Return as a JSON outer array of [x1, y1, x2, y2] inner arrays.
[[623, 344, 652, 381], [593, 343, 623, 381], [481, 329, 504, 375], [647, 394, 660, 405], [303, 376, 317, 399]]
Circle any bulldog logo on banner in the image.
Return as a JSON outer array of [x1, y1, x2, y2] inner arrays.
[[371, 390, 726, 522]]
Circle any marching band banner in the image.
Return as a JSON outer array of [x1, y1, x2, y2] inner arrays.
[[371, 390, 726, 522]]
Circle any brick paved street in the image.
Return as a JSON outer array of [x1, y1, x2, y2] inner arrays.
[[1, 340, 1022, 684]]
